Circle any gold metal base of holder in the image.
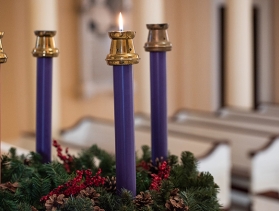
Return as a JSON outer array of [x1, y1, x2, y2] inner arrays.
[[0, 32, 7, 63], [32, 31, 59, 58], [144, 24, 172, 52], [106, 31, 140, 66]]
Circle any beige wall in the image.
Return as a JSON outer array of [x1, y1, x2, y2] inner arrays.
[[166, 0, 215, 112], [57, 1, 115, 129], [132, 0, 165, 116], [0, 0, 116, 140], [56, 0, 220, 127], [0, 0, 232, 140], [0, 1, 32, 139], [1, 0, 277, 141], [164, 1, 181, 115]]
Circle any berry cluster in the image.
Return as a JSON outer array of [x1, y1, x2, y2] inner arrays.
[[41, 169, 106, 202], [53, 140, 73, 173], [149, 161, 171, 191], [137, 160, 151, 171]]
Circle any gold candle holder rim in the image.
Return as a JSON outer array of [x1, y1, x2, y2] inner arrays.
[[34, 30, 56, 37], [106, 30, 140, 66], [0, 31, 8, 63], [0, 31, 5, 38], [146, 23, 169, 30], [108, 31, 136, 39]]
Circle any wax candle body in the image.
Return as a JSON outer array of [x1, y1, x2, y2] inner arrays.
[[113, 65, 136, 196], [150, 51, 168, 162], [36, 57, 53, 163]]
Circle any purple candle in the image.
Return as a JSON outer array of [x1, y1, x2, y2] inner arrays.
[[32, 31, 59, 163], [36, 58, 53, 163], [106, 14, 140, 196], [150, 52, 168, 162], [113, 65, 136, 195], [144, 24, 172, 163]]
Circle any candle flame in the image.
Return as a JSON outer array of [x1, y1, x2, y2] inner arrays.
[[119, 12, 123, 31]]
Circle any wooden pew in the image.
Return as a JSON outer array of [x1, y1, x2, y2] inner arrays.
[[174, 109, 279, 134], [258, 103, 279, 115], [252, 191, 279, 211], [136, 114, 279, 197], [1, 141, 30, 155], [1, 137, 82, 159], [219, 103, 279, 122], [60, 116, 231, 209], [219, 107, 279, 122]]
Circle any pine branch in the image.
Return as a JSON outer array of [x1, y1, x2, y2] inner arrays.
[[120, 189, 134, 207], [97, 187, 118, 211], [180, 189, 221, 211], [61, 196, 94, 211], [71, 144, 115, 176], [136, 170, 151, 193], [140, 145, 151, 162], [168, 154, 178, 166]]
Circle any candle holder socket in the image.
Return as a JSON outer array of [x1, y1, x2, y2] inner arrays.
[[0, 32, 7, 63], [144, 24, 172, 52], [32, 31, 59, 57], [106, 31, 140, 66]]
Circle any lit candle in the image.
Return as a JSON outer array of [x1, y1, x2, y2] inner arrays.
[[119, 12, 123, 31], [0, 32, 7, 182], [144, 24, 172, 163], [106, 13, 140, 196], [32, 31, 59, 163]]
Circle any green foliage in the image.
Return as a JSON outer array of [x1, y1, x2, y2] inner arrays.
[[118, 189, 135, 211], [181, 187, 220, 211], [136, 170, 151, 193], [138, 145, 151, 162], [0, 189, 18, 211], [61, 196, 94, 211], [0, 199, 18, 211], [168, 154, 179, 166], [97, 187, 118, 211], [17, 202, 35, 211], [0, 144, 221, 210], [71, 144, 116, 176], [0, 148, 73, 210], [170, 151, 199, 189]]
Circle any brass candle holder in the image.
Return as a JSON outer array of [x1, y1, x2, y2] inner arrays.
[[32, 31, 59, 58], [0, 32, 7, 63], [106, 31, 140, 66], [144, 24, 172, 52]]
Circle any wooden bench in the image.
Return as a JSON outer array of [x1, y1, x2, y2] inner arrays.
[[219, 103, 279, 122], [174, 109, 279, 134], [1, 137, 82, 159], [219, 107, 279, 122], [1, 141, 30, 155], [60, 116, 231, 209], [258, 103, 279, 114], [252, 191, 279, 210]]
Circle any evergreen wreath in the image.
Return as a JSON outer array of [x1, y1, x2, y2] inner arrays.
[[0, 140, 221, 211]]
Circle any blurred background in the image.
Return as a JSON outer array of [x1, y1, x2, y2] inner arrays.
[[0, 0, 278, 142]]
